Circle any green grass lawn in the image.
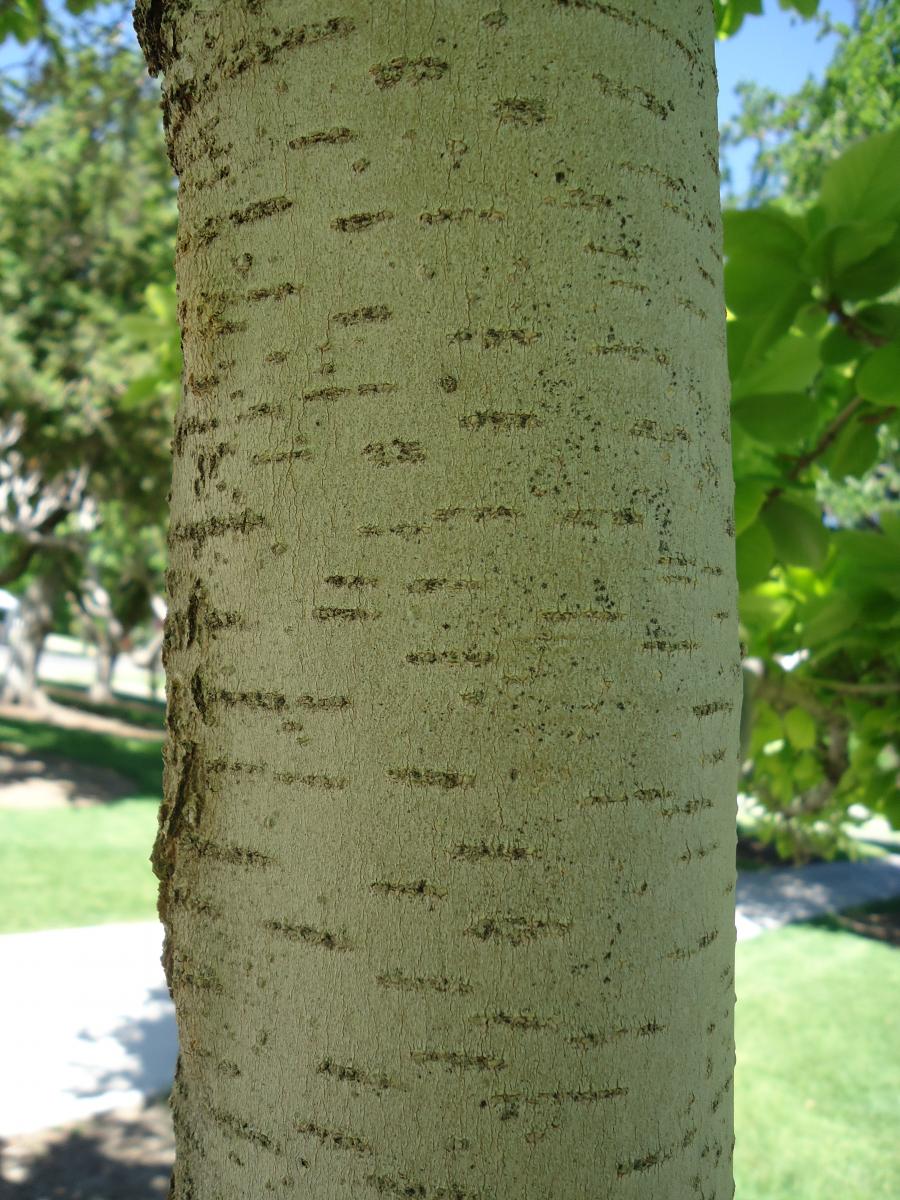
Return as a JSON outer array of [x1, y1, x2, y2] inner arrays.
[[0, 716, 161, 933], [735, 922, 900, 1199]]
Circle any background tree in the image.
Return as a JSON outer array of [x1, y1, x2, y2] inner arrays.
[[720, 0, 899, 206], [0, 27, 177, 700]]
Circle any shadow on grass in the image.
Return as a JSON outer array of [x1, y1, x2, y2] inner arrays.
[[0, 716, 162, 800], [0, 1102, 173, 1199], [806, 895, 900, 947], [45, 685, 165, 732]]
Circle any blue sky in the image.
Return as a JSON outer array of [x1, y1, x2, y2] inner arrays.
[[716, 0, 855, 190], [1, 0, 856, 194]]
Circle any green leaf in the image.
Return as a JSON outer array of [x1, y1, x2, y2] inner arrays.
[[854, 304, 900, 340], [833, 229, 900, 301], [733, 391, 821, 447], [822, 416, 880, 480], [733, 477, 772, 536], [736, 521, 776, 589], [856, 343, 900, 404], [725, 209, 809, 319], [800, 592, 860, 646], [819, 325, 859, 365], [732, 333, 821, 400], [65, 0, 102, 11], [820, 128, 900, 226], [794, 303, 828, 337], [816, 220, 897, 283], [783, 706, 817, 751], [763, 498, 829, 570]]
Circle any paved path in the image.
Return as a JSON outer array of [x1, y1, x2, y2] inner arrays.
[[735, 851, 900, 939], [0, 924, 175, 1138], [2, 853, 899, 1138]]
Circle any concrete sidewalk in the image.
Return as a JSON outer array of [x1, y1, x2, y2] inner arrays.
[[3, 853, 900, 1138], [736, 851, 900, 939], [0, 923, 175, 1138]]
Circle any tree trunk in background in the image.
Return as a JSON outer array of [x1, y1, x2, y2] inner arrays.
[[1, 576, 55, 707], [137, 2, 740, 1196], [89, 644, 118, 703]]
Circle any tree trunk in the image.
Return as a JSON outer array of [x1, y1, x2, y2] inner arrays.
[[138, 2, 740, 1196], [1, 576, 55, 708], [89, 644, 118, 703]]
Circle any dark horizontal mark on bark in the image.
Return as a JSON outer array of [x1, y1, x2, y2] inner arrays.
[[471, 1011, 555, 1031], [465, 916, 571, 946], [251, 446, 312, 465], [186, 836, 273, 868], [230, 195, 293, 224], [295, 1121, 373, 1154], [332, 304, 392, 326], [450, 841, 538, 862], [207, 1105, 280, 1153], [484, 1086, 627, 1111], [493, 97, 547, 126], [406, 649, 495, 667], [481, 328, 540, 349], [406, 577, 480, 593], [433, 505, 519, 522], [631, 418, 691, 443], [667, 930, 719, 960], [170, 955, 223, 994], [568, 1020, 666, 1049], [419, 207, 505, 225], [325, 574, 379, 587], [288, 126, 355, 150], [459, 411, 540, 431], [411, 1049, 505, 1071], [581, 787, 674, 807], [592, 71, 675, 121], [585, 239, 642, 261], [317, 1059, 400, 1092], [210, 687, 350, 712], [541, 609, 622, 623], [186, 372, 219, 394], [247, 282, 299, 301], [169, 888, 222, 919], [371, 879, 447, 900], [331, 210, 394, 233], [264, 919, 351, 950], [362, 440, 427, 467], [172, 416, 219, 457], [313, 606, 380, 621], [677, 843, 720, 867], [660, 798, 713, 817], [221, 17, 355, 81], [697, 263, 716, 289], [594, 343, 670, 365], [543, 187, 612, 211], [376, 971, 473, 995], [302, 382, 396, 401], [555, 1, 699, 68], [617, 1127, 697, 1177], [561, 506, 644, 528], [170, 509, 267, 548], [367, 1173, 481, 1199], [370, 56, 448, 89], [272, 771, 348, 789], [642, 640, 700, 654], [387, 766, 475, 790]]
